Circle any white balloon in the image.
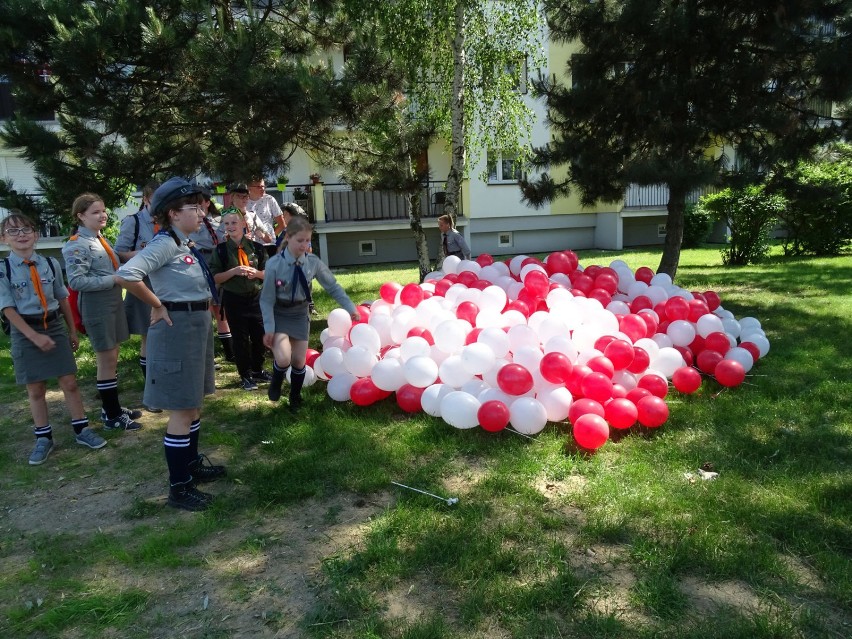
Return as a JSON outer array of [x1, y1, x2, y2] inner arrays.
[[390, 306, 418, 344], [612, 369, 638, 390], [606, 300, 631, 316], [509, 397, 548, 435], [747, 334, 770, 357], [403, 355, 439, 388], [725, 347, 755, 373], [421, 384, 451, 417], [368, 313, 394, 347], [653, 347, 685, 378], [509, 255, 529, 276], [513, 345, 543, 373], [696, 313, 725, 337], [479, 387, 515, 406], [667, 320, 696, 347], [349, 323, 381, 355], [645, 285, 669, 306], [544, 335, 579, 361], [461, 378, 489, 397], [327, 308, 353, 337], [627, 280, 649, 301], [481, 358, 510, 388], [650, 273, 673, 288], [739, 316, 762, 332], [721, 318, 741, 338], [441, 391, 481, 429], [460, 342, 497, 375], [478, 327, 511, 358], [633, 337, 660, 359], [475, 309, 504, 329], [479, 285, 508, 314], [371, 358, 404, 391], [434, 319, 469, 354], [537, 387, 573, 422], [343, 345, 377, 378], [508, 325, 540, 353], [651, 333, 673, 349], [287, 365, 317, 387], [327, 372, 357, 401], [442, 255, 462, 274], [313, 358, 329, 381], [439, 355, 475, 388], [400, 336, 432, 362], [319, 327, 331, 346], [319, 347, 347, 377]]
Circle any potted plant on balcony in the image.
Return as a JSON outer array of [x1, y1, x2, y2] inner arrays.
[[309, 172, 322, 185], [212, 181, 226, 194], [276, 175, 289, 191]]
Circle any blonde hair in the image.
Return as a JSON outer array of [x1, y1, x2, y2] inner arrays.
[[285, 215, 312, 237], [71, 193, 104, 223]]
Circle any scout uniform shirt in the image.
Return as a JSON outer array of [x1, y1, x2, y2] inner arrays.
[[260, 249, 355, 335], [0, 253, 66, 315], [116, 230, 212, 303], [114, 206, 158, 254], [208, 237, 266, 296], [62, 227, 120, 291]]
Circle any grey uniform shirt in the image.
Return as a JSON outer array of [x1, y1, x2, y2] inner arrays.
[[116, 230, 212, 303], [260, 250, 356, 334], [188, 215, 223, 252], [62, 227, 119, 292], [443, 229, 471, 260], [0, 252, 67, 314], [114, 207, 158, 254]]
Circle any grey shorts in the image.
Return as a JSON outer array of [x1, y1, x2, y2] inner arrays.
[[123, 277, 153, 335], [273, 302, 310, 341], [11, 315, 78, 384], [80, 286, 129, 352], [143, 308, 215, 410]]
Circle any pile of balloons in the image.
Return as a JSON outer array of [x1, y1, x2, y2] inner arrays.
[[307, 251, 770, 451]]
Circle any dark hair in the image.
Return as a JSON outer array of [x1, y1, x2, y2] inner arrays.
[[153, 193, 203, 229], [1, 213, 38, 235], [139, 180, 160, 210], [282, 202, 305, 217], [71, 193, 103, 221]]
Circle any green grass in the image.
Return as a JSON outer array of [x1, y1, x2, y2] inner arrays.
[[0, 244, 850, 638]]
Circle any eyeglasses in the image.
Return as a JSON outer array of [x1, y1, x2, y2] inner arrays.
[[178, 205, 203, 214], [4, 227, 35, 236]]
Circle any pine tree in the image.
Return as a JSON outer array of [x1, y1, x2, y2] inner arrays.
[[523, 0, 851, 277]]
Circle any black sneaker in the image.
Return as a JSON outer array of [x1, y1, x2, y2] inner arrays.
[[289, 394, 303, 414], [251, 370, 273, 383], [189, 454, 226, 483], [100, 407, 143, 422], [241, 377, 258, 391], [168, 484, 213, 511], [144, 404, 164, 414]]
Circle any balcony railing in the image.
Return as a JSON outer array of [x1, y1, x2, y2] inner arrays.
[[321, 182, 447, 223], [624, 184, 713, 209]]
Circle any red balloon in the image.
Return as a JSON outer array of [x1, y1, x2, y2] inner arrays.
[[434, 278, 453, 296], [540, 352, 574, 384], [619, 314, 647, 343], [604, 339, 635, 370], [407, 327, 435, 345], [672, 366, 702, 394], [715, 359, 746, 387], [305, 348, 321, 368], [497, 363, 534, 395], [562, 250, 579, 272], [355, 305, 371, 324], [611, 383, 628, 399], [581, 371, 614, 403], [587, 356, 615, 379], [687, 299, 710, 323], [566, 364, 593, 397], [584, 265, 602, 280], [703, 290, 722, 311], [630, 295, 653, 313], [635, 266, 655, 284], [594, 335, 617, 352], [625, 387, 652, 405], [664, 297, 690, 321], [572, 273, 594, 294], [573, 413, 610, 450], [605, 398, 639, 429], [545, 251, 571, 275], [351, 377, 382, 406], [456, 271, 476, 287], [465, 327, 482, 345], [587, 288, 612, 307], [636, 395, 669, 428], [637, 374, 669, 399], [673, 345, 694, 368], [400, 283, 424, 307], [739, 341, 761, 361], [627, 346, 651, 374], [704, 331, 731, 355], [689, 334, 706, 355], [396, 384, 425, 412], [456, 301, 479, 325], [568, 398, 605, 425], [594, 273, 619, 295], [696, 349, 723, 374], [524, 270, 550, 297], [478, 400, 510, 432], [504, 300, 530, 318], [380, 281, 402, 304], [476, 254, 495, 267]]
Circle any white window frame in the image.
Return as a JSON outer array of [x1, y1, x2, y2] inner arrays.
[[657, 224, 667, 238], [498, 231, 513, 248], [487, 151, 523, 184], [358, 240, 376, 256]]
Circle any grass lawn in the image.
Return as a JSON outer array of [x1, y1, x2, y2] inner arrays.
[[0, 244, 849, 639]]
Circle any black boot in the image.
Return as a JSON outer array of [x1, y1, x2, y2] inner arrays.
[[188, 454, 226, 483], [289, 365, 306, 412], [268, 365, 285, 402], [168, 479, 213, 511]]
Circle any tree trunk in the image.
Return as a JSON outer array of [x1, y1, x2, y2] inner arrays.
[[407, 188, 432, 282], [657, 185, 687, 278], [444, 0, 466, 224]]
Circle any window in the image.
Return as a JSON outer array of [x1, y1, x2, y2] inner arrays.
[[487, 151, 523, 183], [498, 232, 513, 248], [506, 55, 528, 94], [658, 224, 667, 238], [358, 240, 376, 256]]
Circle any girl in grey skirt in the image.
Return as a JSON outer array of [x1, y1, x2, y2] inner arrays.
[[260, 216, 359, 410], [1, 214, 106, 466], [63, 193, 143, 432], [115, 177, 225, 512]]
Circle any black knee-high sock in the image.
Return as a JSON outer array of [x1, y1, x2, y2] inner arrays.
[[189, 419, 200, 461], [164, 433, 193, 485], [218, 332, 235, 361], [139, 356, 147, 379], [34, 424, 52, 440], [290, 365, 306, 402], [97, 378, 122, 419], [71, 417, 90, 435]]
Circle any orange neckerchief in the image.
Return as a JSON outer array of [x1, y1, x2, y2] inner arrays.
[[97, 234, 119, 270], [237, 241, 250, 266], [24, 259, 49, 329]]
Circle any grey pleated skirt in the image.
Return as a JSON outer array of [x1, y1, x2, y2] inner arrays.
[[79, 286, 129, 351], [11, 316, 78, 384], [123, 277, 153, 335], [272, 302, 310, 341]]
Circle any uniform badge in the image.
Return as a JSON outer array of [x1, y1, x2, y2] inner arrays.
[[183, 255, 195, 265]]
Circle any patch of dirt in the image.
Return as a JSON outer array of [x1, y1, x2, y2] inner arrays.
[[679, 575, 762, 615]]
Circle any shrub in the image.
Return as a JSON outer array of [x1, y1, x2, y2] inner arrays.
[[681, 203, 712, 248], [697, 186, 786, 265]]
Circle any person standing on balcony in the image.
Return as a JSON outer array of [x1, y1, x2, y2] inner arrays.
[[1, 213, 107, 465], [63, 193, 143, 432], [114, 177, 226, 512], [438, 214, 471, 260], [114, 180, 162, 412], [246, 177, 284, 257], [210, 209, 268, 391], [190, 187, 234, 363]]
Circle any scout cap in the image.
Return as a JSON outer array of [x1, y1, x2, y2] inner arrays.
[[149, 177, 202, 216]]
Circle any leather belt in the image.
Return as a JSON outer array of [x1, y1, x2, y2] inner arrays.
[[161, 300, 209, 312], [21, 310, 61, 325]]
